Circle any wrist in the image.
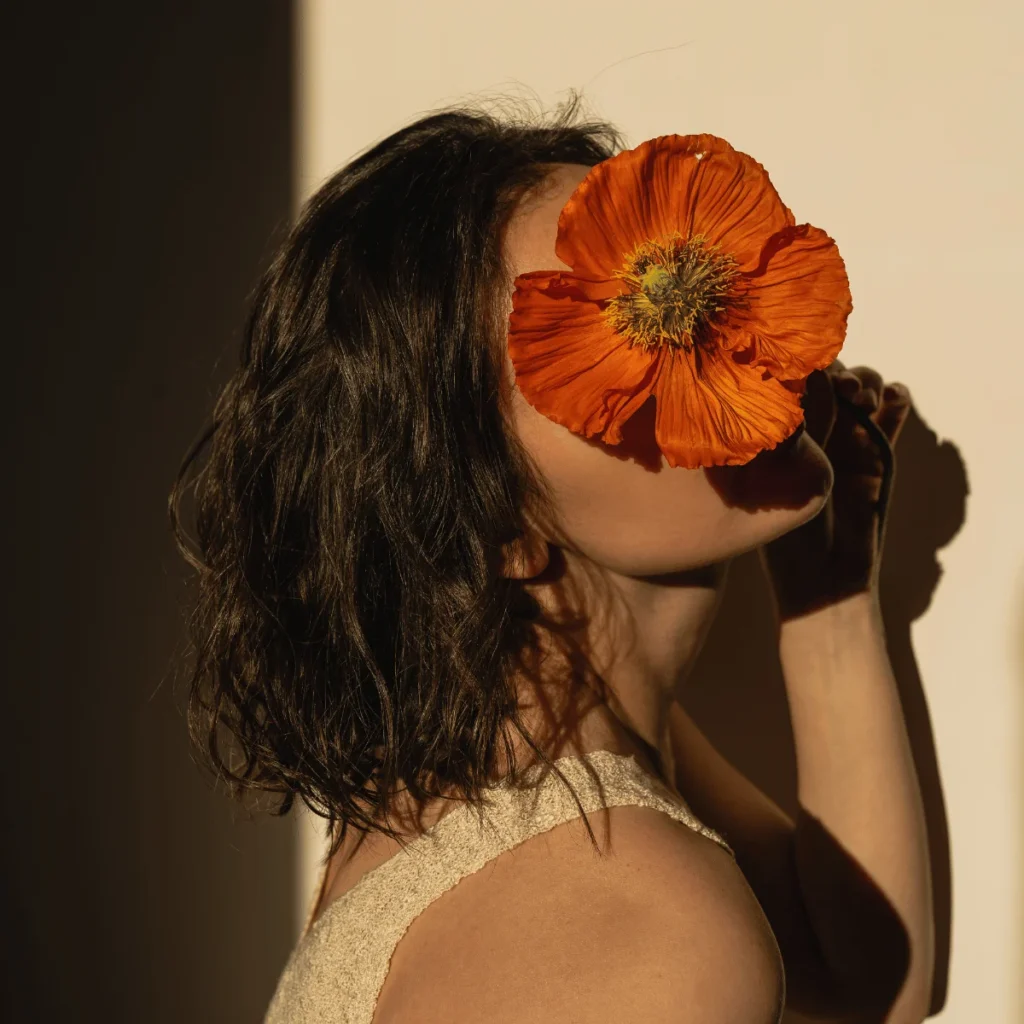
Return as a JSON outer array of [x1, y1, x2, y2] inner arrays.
[[760, 541, 879, 624], [778, 590, 885, 660]]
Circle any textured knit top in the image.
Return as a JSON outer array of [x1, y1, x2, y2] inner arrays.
[[263, 748, 735, 1024]]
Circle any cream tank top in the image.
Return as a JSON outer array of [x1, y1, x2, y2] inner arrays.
[[263, 749, 735, 1024]]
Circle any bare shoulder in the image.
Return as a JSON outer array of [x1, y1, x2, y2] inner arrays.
[[376, 804, 786, 1023]]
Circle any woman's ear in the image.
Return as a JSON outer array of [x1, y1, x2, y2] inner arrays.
[[500, 531, 551, 580]]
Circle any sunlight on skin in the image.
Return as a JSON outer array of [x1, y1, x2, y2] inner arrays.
[[501, 163, 834, 580], [496, 162, 836, 780]]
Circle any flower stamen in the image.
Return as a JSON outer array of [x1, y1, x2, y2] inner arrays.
[[602, 233, 742, 352]]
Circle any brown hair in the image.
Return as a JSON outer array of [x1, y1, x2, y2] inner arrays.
[[169, 90, 628, 858]]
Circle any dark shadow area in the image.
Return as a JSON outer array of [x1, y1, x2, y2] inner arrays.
[[588, 390, 664, 471], [3, 4, 297, 1022], [682, 406, 963, 1022], [583, 378, 829, 512]]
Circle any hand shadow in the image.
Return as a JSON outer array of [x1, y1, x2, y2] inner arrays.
[[679, 404, 964, 1022]]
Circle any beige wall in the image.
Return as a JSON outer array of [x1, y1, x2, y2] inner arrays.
[[296, 1, 1023, 1019]]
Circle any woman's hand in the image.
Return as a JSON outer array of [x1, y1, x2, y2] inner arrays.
[[760, 360, 913, 621]]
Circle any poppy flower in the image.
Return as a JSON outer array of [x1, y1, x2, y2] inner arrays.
[[506, 134, 853, 469]]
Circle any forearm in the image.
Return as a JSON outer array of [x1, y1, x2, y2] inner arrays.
[[779, 591, 934, 1021]]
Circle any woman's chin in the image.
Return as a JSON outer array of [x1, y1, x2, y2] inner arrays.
[[704, 425, 834, 512]]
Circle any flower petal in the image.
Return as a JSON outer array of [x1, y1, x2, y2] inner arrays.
[[555, 135, 794, 279], [688, 149, 796, 272], [726, 224, 853, 379], [508, 272, 658, 444], [554, 135, 735, 279], [652, 345, 806, 469]]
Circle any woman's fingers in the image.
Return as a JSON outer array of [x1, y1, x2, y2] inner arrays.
[[821, 361, 912, 446], [829, 363, 886, 413], [846, 365, 884, 412], [834, 369, 861, 400], [877, 382, 913, 445], [849, 365, 884, 394], [801, 368, 837, 446]]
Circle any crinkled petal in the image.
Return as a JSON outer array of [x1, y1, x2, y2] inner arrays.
[[555, 135, 794, 279], [554, 135, 733, 279], [652, 345, 806, 469], [688, 149, 796, 272], [724, 224, 852, 379], [508, 272, 658, 444]]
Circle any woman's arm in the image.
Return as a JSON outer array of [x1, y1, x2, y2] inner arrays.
[[671, 363, 935, 1022], [667, 696, 852, 1018], [760, 362, 934, 1021], [778, 591, 934, 1022], [668, 600, 935, 1023]]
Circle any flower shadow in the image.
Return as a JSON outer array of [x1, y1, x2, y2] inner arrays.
[[577, 391, 826, 512], [577, 392, 665, 472]]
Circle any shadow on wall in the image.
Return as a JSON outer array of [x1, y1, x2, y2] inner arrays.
[[3, 4, 297, 1023], [683, 406, 966, 1023]]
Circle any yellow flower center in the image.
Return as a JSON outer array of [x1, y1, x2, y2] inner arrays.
[[602, 234, 741, 352]]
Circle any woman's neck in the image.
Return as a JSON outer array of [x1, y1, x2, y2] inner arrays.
[[514, 557, 729, 789]]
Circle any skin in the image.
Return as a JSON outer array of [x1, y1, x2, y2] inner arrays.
[[495, 163, 935, 1021], [497, 162, 835, 781], [314, 162, 934, 1022]]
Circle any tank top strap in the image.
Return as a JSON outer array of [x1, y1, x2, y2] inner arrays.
[[264, 749, 734, 1024]]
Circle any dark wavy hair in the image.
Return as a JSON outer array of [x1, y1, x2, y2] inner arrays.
[[169, 90, 629, 857]]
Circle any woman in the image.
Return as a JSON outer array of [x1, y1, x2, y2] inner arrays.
[[170, 92, 934, 1023]]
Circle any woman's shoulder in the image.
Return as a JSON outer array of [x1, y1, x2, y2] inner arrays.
[[374, 799, 786, 1023]]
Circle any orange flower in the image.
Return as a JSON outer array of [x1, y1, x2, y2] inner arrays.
[[507, 134, 853, 469]]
